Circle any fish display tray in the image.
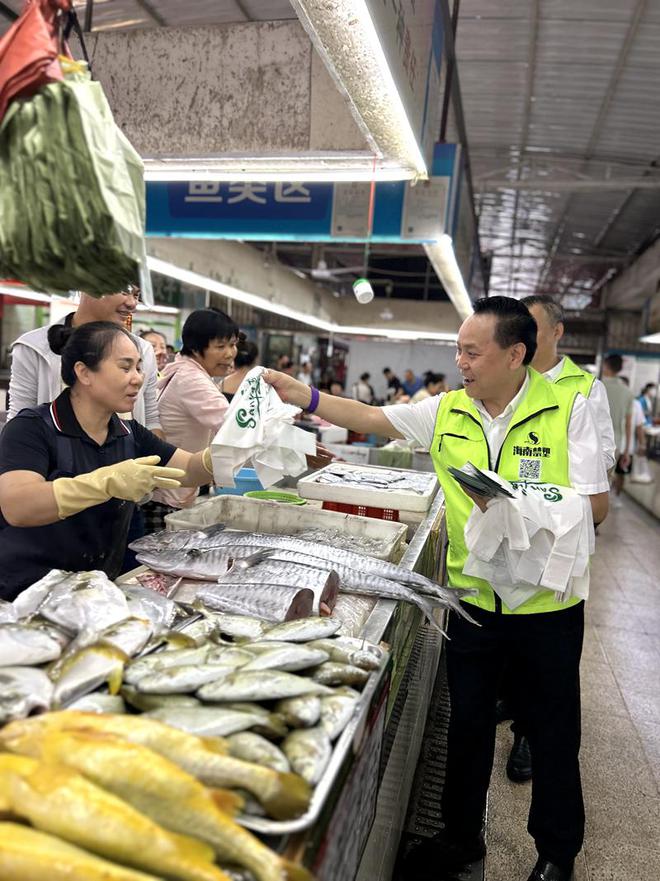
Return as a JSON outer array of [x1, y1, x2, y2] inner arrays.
[[238, 651, 391, 836], [297, 463, 438, 514], [163, 494, 407, 562]]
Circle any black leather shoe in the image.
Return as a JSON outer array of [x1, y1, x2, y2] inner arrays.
[[506, 733, 532, 782], [400, 829, 486, 878], [526, 857, 574, 881]]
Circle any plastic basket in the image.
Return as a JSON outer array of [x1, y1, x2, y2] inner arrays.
[[211, 467, 263, 496], [321, 500, 399, 521]]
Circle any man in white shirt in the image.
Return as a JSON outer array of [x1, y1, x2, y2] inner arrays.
[[265, 296, 608, 881], [521, 295, 615, 471]]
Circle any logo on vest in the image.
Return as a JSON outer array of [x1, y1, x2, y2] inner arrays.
[[527, 431, 539, 444], [512, 444, 551, 458]]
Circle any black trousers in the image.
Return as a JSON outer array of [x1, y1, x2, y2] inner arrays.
[[442, 601, 585, 866]]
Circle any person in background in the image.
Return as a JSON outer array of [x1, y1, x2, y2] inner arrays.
[[638, 382, 656, 425], [411, 372, 447, 403], [329, 380, 347, 397], [8, 288, 161, 435], [144, 309, 238, 533], [382, 367, 402, 401], [522, 295, 615, 472], [601, 354, 635, 508], [401, 368, 424, 398], [264, 296, 609, 881], [276, 355, 296, 376], [219, 338, 259, 404], [352, 372, 375, 404], [139, 329, 168, 374], [166, 344, 176, 364], [0, 322, 214, 600], [297, 362, 313, 386]]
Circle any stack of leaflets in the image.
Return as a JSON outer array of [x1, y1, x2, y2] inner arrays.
[[447, 462, 515, 499]]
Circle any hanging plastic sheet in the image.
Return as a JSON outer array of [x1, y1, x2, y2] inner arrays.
[[0, 58, 150, 297]]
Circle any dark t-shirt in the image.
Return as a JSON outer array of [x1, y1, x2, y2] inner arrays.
[[0, 390, 177, 598]]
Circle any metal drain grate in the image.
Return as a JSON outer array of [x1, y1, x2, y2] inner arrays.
[[394, 651, 485, 881]]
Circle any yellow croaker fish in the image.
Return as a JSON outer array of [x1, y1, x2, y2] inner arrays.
[[0, 754, 230, 881], [3, 726, 312, 881], [0, 821, 163, 881], [2, 711, 311, 821]]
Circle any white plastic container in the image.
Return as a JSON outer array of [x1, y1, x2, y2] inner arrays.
[[163, 494, 407, 561], [297, 462, 438, 514]]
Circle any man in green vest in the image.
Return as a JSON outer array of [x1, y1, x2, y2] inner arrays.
[[264, 296, 609, 881], [522, 294, 615, 472], [491, 295, 616, 786]]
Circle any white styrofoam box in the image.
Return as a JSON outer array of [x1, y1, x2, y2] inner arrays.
[[164, 494, 407, 561], [323, 443, 372, 465], [297, 462, 438, 514], [319, 425, 348, 444]]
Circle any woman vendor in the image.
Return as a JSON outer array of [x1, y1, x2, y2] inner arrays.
[[0, 321, 214, 600]]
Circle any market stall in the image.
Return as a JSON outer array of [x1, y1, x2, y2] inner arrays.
[[0, 482, 448, 881]]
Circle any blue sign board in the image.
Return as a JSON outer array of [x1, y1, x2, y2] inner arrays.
[[146, 144, 462, 243]]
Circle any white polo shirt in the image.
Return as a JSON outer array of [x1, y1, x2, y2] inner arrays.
[[383, 374, 609, 496]]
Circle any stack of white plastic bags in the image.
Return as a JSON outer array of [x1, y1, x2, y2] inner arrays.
[[209, 367, 316, 489], [463, 470, 595, 611]]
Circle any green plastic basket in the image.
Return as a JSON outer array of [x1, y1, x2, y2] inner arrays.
[[243, 490, 307, 505]]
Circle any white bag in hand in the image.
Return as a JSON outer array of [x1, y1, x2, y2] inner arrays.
[[210, 367, 316, 489]]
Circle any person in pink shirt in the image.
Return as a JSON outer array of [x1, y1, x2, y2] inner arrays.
[[143, 309, 238, 533]]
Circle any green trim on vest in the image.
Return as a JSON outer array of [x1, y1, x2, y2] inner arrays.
[[430, 368, 581, 615], [554, 356, 595, 398]]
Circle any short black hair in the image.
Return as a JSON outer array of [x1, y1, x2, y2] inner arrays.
[[180, 309, 239, 357], [360, 372, 371, 381], [48, 321, 137, 387], [425, 371, 445, 386], [604, 353, 623, 373], [382, 367, 392, 374], [472, 296, 538, 365], [520, 294, 564, 326], [642, 382, 655, 393], [235, 339, 259, 369], [139, 329, 167, 345]]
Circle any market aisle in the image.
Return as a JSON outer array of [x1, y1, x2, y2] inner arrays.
[[485, 494, 660, 881]]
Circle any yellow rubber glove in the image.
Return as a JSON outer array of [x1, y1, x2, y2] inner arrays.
[[52, 456, 186, 520]]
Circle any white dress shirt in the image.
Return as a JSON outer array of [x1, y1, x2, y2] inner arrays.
[[383, 373, 609, 496], [544, 357, 615, 471]]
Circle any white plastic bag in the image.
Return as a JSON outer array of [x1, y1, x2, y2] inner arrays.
[[210, 366, 316, 489]]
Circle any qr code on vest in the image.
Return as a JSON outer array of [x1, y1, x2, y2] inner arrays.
[[518, 458, 541, 480]]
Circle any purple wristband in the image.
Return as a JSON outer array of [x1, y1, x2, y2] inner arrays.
[[307, 386, 321, 414]]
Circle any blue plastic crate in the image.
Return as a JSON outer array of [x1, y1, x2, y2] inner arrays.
[[212, 467, 264, 496]]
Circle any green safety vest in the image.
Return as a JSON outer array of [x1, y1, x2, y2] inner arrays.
[[554, 356, 595, 398], [430, 368, 581, 615]]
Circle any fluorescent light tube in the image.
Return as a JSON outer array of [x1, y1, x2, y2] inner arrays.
[[639, 332, 660, 344], [146, 257, 457, 342], [424, 236, 474, 321]]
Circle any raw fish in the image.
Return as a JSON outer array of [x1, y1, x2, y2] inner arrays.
[[228, 733, 290, 774], [198, 670, 331, 703], [0, 754, 227, 881], [197, 584, 315, 623], [282, 728, 332, 785], [0, 822, 164, 881], [0, 667, 53, 724], [3, 712, 311, 821]]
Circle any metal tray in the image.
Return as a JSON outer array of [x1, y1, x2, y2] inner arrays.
[[237, 651, 391, 836]]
